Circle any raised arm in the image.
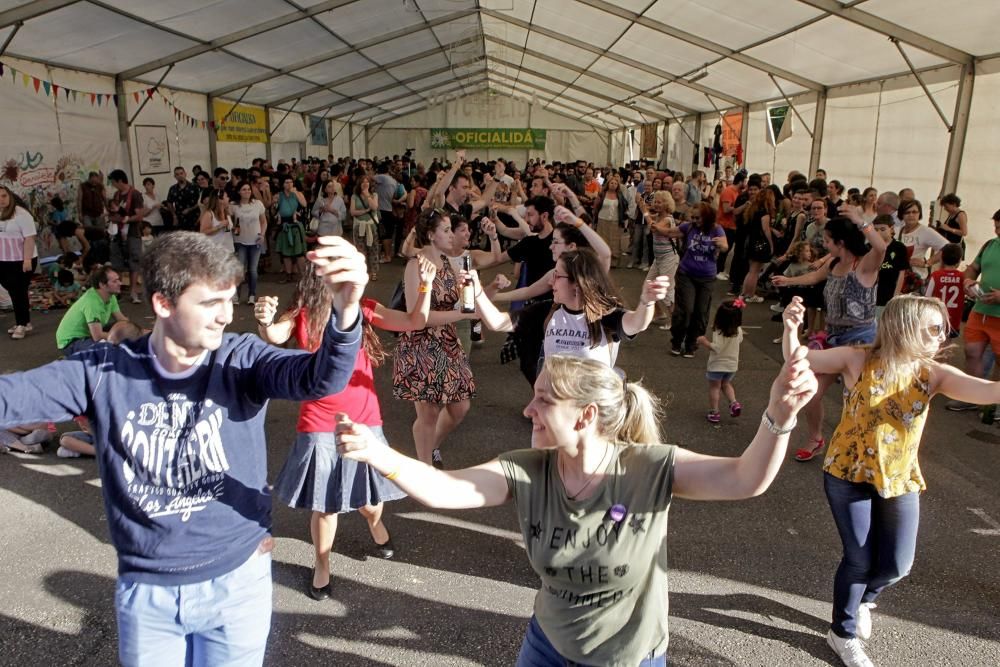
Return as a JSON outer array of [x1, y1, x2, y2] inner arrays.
[[470, 218, 502, 268], [254, 296, 294, 345], [621, 276, 671, 336], [370, 256, 436, 331], [841, 205, 886, 280], [492, 270, 552, 303], [337, 416, 511, 509], [672, 346, 817, 500], [553, 204, 611, 271], [494, 205, 532, 241], [930, 362, 1000, 405]]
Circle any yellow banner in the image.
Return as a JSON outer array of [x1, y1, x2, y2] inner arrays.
[[212, 100, 267, 143]]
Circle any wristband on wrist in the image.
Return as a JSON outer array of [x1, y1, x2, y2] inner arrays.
[[383, 469, 400, 481], [761, 411, 797, 435], [418, 284, 431, 294]]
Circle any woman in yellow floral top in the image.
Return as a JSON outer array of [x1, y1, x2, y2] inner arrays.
[[781, 294, 999, 667]]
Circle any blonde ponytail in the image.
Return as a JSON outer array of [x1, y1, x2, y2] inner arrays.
[[544, 355, 663, 446]]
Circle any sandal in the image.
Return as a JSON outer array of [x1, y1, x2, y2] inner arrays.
[[794, 437, 825, 462]]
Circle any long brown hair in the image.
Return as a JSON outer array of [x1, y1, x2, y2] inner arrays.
[[0, 185, 19, 221], [744, 187, 775, 223], [558, 248, 623, 349], [287, 269, 386, 366]]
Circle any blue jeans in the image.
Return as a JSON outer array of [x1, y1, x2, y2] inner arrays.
[[824, 473, 919, 639], [515, 615, 667, 666], [115, 551, 272, 667], [235, 243, 262, 298]]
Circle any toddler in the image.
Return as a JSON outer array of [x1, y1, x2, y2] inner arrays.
[[696, 298, 744, 424]]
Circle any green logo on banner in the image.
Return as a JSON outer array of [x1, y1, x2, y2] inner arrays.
[[429, 128, 546, 150]]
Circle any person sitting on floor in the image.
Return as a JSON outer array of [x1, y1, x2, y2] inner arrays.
[[54, 265, 133, 355]]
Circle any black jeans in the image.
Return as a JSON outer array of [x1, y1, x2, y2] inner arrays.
[[716, 227, 735, 274], [670, 271, 713, 352], [0, 258, 36, 326]]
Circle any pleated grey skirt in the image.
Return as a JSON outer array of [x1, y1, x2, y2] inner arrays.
[[273, 427, 406, 514]]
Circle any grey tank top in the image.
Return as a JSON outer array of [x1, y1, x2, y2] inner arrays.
[[823, 259, 876, 333]]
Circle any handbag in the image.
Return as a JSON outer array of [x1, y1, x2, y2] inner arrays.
[[308, 216, 320, 232]]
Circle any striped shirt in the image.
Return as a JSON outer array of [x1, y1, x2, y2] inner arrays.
[[0, 207, 38, 261]]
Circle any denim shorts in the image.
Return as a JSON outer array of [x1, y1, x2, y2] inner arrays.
[[826, 322, 877, 348], [706, 371, 735, 382]]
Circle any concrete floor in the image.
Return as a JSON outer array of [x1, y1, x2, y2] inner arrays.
[[1, 259, 999, 666]]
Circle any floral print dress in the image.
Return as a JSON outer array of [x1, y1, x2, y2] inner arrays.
[[392, 254, 475, 403], [823, 355, 932, 498]]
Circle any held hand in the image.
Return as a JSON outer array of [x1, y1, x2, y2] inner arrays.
[[416, 254, 437, 285], [490, 273, 511, 291], [254, 296, 279, 325], [768, 345, 818, 425], [334, 414, 381, 465], [553, 205, 577, 226], [455, 149, 466, 164], [642, 276, 671, 303], [782, 296, 806, 331], [480, 218, 497, 238], [981, 289, 1000, 305], [308, 236, 369, 322], [695, 335, 710, 349]]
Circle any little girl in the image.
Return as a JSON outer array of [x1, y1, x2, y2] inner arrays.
[[696, 298, 744, 424], [773, 241, 823, 343]]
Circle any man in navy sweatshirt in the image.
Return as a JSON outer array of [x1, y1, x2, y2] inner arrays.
[[0, 231, 366, 666]]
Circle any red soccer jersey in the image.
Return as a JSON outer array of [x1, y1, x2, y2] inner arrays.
[[924, 268, 964, 333]]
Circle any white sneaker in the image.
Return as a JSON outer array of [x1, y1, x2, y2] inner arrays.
[[131, 294, 142, 304], [856, 603, 876, 640], [716, 272, 729, 281], [827, 629, 874, 667], [232, 295, 240, 305], [57, 446, 81, 458], [9, 325, 27, 339], [247, 295, 256, 305], [7, 323, 32, 334], [19, 428, 50, 445], [744, 295, 764, 303], [772, 337, 782, 344], [770, 304, 784, 313]]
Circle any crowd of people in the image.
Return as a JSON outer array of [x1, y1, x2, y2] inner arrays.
[[1, 147, 999, 667]]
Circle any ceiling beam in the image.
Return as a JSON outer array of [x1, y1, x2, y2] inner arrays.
[[362, 83, 490, 127], [268, 35, 481, 107], [118, 0, 361, 79], [484, 35, 699, 115], [328, 72, 489, 121], [490, 55, 662, 123], [352, 78, 489, 124], [794, 0, 972, 65], [479, 8, 744, 108], [488, 69, 639, 128], [0, 0, 78, 30], [302, 56, 485, 116], [210, 8, 479, 97], [571, 0, 824, 91]]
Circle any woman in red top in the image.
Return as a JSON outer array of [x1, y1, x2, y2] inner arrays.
[[255, 255, 437, 600]]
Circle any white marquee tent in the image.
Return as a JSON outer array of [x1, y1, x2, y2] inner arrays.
[[1, 0, 999, 255]]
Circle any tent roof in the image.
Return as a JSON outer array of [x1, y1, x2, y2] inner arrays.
[[1, 0, 996, 128]]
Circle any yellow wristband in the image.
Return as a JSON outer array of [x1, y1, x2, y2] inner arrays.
[[384, 469, 400, 481], [573, 218, 583, 229], [418, 284, 431, 294]]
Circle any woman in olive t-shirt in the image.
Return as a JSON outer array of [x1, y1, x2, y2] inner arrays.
[[336, 351, 816, 665]]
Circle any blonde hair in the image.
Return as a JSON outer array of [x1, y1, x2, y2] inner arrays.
[[652, 189, 675, 213], [543, 355, 663, 446], [870, 295, 951, 386]]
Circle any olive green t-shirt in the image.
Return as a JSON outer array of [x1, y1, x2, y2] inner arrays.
[[499, 443, 676, 666]]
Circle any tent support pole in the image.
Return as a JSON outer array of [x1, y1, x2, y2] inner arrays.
[[606, 130, 613, 166], [0, 21, 21, 57], [363, 125, 370, 157], [767, 75, 813, 137], [114, 76, 135, 180], [693, 113, 702, 173], [892, 38, 952, 131], [206, 95, 218, 171], [127, 64, 174, 127], [808, 89, 827, 177], [264, 107, 272, 163], [368, 123, 385, 143], [270, 100, 300, 136], [739, 104, 750, 166], [941, 63, 975, 196]]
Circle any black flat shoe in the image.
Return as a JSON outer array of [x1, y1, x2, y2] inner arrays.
[[308, 569, 331, 601], [374, 537, 395, 560]]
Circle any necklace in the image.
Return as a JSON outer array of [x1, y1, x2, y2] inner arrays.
[[559, 444, 612, 501]]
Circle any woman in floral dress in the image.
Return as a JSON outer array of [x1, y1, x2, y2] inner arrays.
[[393, 209, 479, 469], [780, 294, 1000, 667]]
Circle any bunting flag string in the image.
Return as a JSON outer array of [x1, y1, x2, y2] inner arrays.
[[0, 59, 213, 129]]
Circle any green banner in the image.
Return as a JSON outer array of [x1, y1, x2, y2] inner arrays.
[[429, 128, 546, 150]]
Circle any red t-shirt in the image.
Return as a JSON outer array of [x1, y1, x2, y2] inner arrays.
[[924, 268, 964, 333], [717, 185, 740, 230], [295, 298, 382, 432]]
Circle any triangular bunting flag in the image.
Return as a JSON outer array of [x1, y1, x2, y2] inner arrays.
[[133, 91, 140, 104], [22, 73, 30, 87], [0, 63, 4, 76], [52, 84, 59, 97], [42, 81, 51, 96], [146, 88, 154, 98], [32, 77, 40, 93], [97, 93, 104, 106], [113, 94, 119, 107], [71, 90, 77, 101], [90, 92, 96, 105]]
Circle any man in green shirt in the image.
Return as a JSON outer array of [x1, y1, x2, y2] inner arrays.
[[949, 210, 1000, 411], [56, 265, 131, 354]]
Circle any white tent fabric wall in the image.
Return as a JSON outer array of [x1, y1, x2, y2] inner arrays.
[[330, 121, 352, 159], [665, 117, 697, 175], [957, 59, 1000, 259], [745, 97, 815, 181]]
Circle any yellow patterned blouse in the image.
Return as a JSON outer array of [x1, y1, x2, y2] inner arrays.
[[823, 355, 932, 498]]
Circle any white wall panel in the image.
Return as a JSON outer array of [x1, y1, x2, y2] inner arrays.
[[745, 98, 814, 183]]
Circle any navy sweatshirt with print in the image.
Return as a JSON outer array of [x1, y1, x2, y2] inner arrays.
[[0, 315, 361, 585]]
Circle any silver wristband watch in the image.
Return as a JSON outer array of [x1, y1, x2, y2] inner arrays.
[[761, 411, 797, 435]]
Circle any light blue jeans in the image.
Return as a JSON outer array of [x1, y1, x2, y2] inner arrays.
[[115, 551, 272, 667], [235, 243, 262, 299]]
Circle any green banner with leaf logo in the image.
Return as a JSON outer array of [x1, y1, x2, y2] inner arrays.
[[429, 128, 546, 150]]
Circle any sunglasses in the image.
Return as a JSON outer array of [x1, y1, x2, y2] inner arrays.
[[925, 323, 947, 338]]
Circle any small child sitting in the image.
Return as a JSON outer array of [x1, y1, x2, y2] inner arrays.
[[52, 268, 82, 307], [57, 416, 96, 458], [696, 298, 744, 424]]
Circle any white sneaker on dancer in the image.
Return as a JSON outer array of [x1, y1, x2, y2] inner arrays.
[[827, 630, 874, 667], [856, 603, 876, 640]]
